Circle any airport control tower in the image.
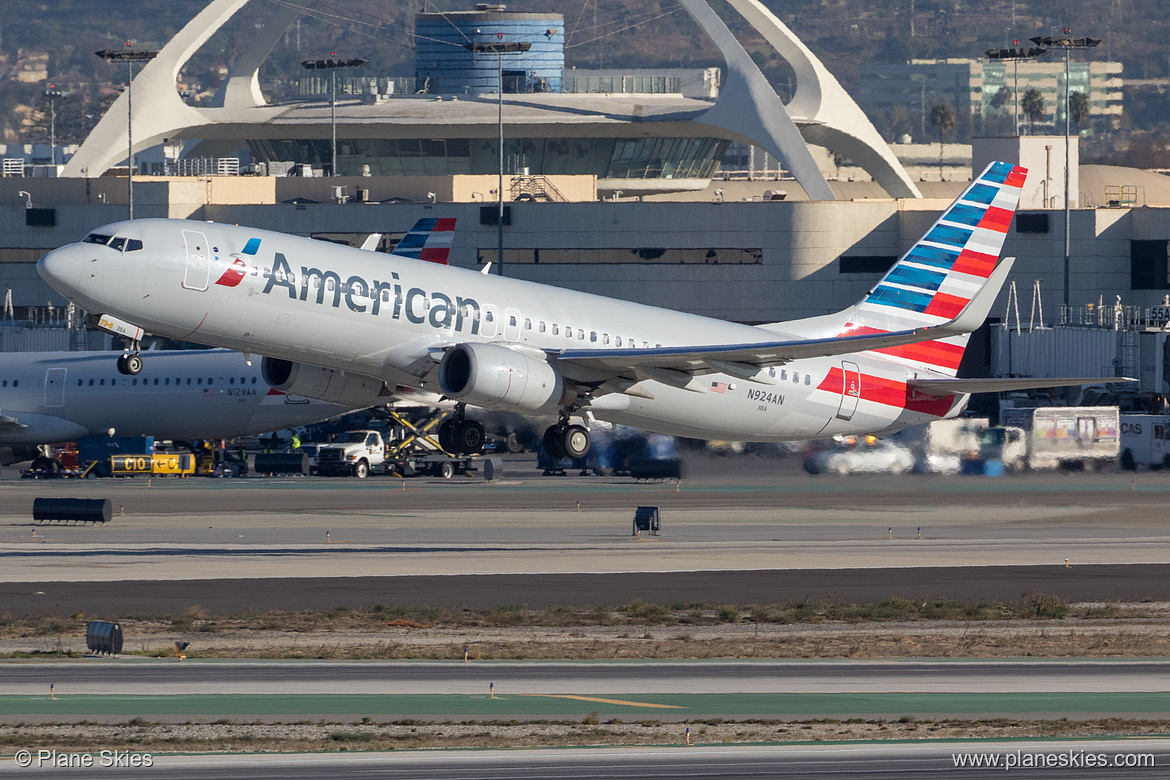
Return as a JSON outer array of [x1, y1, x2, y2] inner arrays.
[[414, 4, 564, 95]]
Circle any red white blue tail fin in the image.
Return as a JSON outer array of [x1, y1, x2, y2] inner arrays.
[[836, 161, 1027, 376], [391, 218, 456, 265]]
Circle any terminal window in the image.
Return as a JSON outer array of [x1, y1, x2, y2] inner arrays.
[[839, 255, 896, 274], [1131, 240, 1170, 290]]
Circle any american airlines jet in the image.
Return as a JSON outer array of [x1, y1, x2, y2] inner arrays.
[[0, 349, 358, 466], [36, 162, 1114, 458]]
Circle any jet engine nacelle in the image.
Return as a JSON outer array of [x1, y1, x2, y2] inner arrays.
[[438, 342, 572, 413], [261, 358, 386, 408]]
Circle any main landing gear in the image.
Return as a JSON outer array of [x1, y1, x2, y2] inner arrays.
[[437, 403, 485, 455], [116, 342, 143, 376], [543, 412, 591, 460]]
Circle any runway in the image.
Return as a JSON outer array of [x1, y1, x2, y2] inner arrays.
[[2, 742, 1167, 779], [5, 565, 1170, 616], [7, 658, 1170, 696]]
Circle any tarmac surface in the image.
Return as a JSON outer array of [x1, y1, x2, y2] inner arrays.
[[3, 455, 1170, 614]]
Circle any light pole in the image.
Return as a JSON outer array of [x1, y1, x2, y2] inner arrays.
[[1031, 31, 1100, 310], [300, 57, 369, 176], [465, 40, 531, 276], [985, 44, 1048, 136], [42, 84, 65, 166], [96, 47, 157, 220]]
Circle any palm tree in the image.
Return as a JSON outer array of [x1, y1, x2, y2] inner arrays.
[[1021, 88, 1045, 134], [1069, 91, 1090, 131], [929, 102, 955, 178]]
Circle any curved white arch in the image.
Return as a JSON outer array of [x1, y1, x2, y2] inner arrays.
[[64, 0, 257, 177], [721, 0, 922, 199]]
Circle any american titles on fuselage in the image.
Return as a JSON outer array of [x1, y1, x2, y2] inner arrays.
[[258, 251, 481, 334]]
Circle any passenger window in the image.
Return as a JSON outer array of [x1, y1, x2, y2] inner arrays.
[[132, 378, 137, 386], [125, 239, 143, 252], [88, 379, 94, 386], [590, 332, 597, 342], [77, 379, 82, 386], [792, 373, 799, 383], [551, 324, 559, 335], [616, 336, 622, 347], [539, 321, 547, 333], [229, 377, 235, 385], [197, 378, 203, 385], [603, 334, 610, 345], [524, 318, 532, 330], [187, 378, 192, 385], [251, 377, 257, 384], [485, 311, 494, 322], [154, 378, 159, 385], [99, 379, 105, 386], [805, 375, 811, 385], [509, 315, 517, 326], [577, 329, 585, 340]]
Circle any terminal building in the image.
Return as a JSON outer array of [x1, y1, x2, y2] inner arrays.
[[2, 0, 1169, 404]]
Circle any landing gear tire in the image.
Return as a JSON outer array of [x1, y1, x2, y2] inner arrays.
[[116, 353, 143, 376], [453, 420, 485, 455], [543, 426, 566, 459], [437, 420, 458, 453], [544, 424, 591, 459], [561, 424, 591, 459]]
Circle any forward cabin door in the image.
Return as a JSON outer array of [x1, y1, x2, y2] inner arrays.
[[181, 230, 210, 291], [836, 361, 861, 421], [43, 368, 66, 408]]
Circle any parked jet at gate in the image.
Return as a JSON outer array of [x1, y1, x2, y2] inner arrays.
[[0, 349, 359, 465], [37, 162, 1120, 458]]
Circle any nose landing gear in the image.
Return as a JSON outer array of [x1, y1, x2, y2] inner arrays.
[[116, 342, 143, 376]]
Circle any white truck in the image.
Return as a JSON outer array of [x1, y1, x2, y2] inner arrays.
[[998, 406, 1121, 470], [315, 430, 387, 478], [1119, 415, 1170, 470]]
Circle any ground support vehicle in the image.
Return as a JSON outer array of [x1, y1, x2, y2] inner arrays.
[[317, 409, 479, 478]]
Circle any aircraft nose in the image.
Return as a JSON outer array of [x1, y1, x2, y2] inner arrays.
[[37, 244, 84, 294]]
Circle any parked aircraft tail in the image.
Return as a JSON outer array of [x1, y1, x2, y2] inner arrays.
[[391, 218, 457, 265]]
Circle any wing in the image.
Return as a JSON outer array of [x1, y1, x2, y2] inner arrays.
[[555, 256, 1013, 378]]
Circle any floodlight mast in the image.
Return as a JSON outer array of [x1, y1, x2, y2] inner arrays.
[[465, 41, 532, 277], [300, 58, 369, 176], [1030, 32, 1101, 311], [96, 47, 158, 220]]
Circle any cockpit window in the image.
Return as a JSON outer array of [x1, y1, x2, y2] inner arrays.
[[82, 233, 113, 245], [108, 237, 127, 251], [125, 239, 143, 252]]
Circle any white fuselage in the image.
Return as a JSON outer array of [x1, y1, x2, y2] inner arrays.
[[37, 219, 965, 442], [0, 349, 351, 448]]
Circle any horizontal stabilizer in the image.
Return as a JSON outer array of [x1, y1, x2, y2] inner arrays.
[[908, 376, 1137, 397]]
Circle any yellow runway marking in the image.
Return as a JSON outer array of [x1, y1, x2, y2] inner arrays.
[[527, 695, 685, 709]]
